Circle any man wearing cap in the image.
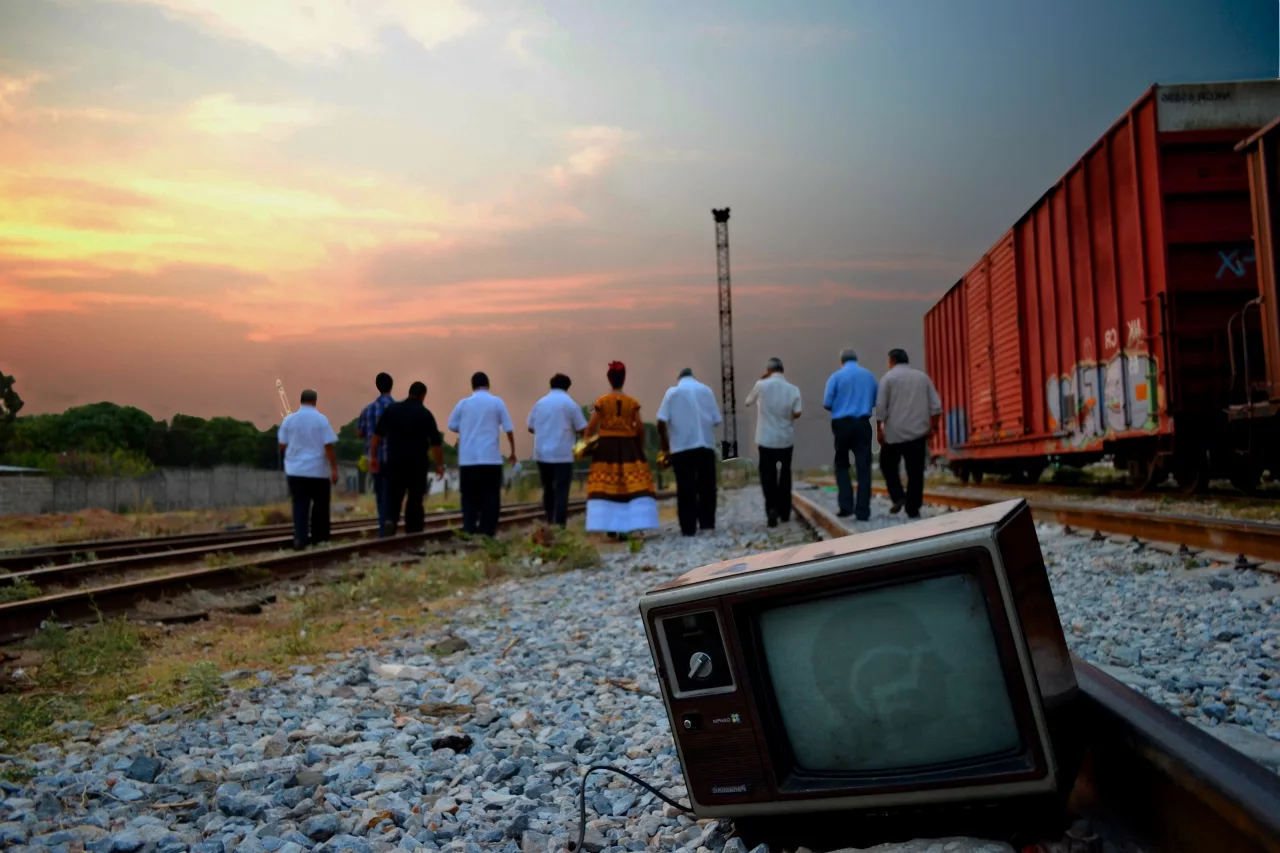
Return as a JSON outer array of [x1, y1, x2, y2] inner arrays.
[[657, 367, 723, 536], [744, 357, 802, 527], [823, 347, 878, 520], [877, 348, 943, 519]]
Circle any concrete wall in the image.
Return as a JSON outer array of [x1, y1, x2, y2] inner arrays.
[[0, 466, 293, 516]]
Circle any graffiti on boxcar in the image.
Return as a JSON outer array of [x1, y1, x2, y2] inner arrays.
[[1216, 248, 1256, 279], [946, 407, 968, 447], [1046, 353, 1158, 449]]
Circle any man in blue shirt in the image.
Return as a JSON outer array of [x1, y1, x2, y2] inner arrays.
[[356, 372, 395, 537], [823, 348, 878, 520]]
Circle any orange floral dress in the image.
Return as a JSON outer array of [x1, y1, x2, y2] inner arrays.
[[585, 392, 658, 532]]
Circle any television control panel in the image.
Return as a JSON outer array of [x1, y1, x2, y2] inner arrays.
[[650, 605, 770, 805]]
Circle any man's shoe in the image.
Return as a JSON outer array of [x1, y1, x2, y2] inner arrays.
[[855, 515, 870, 522], [836, 509, 854, 518], [906, 511, 921, 519], [767, 514, 778, 528], [890, 502, 904, 515]]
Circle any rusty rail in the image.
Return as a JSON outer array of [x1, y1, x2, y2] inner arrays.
[[802, 481, 1280, 568], [0, 502, 553, 572], [0, 504, 554, 642], [2, 501, 586, 594]]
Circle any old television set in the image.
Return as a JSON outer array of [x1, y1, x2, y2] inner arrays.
[[640, 500, 1082, 848]]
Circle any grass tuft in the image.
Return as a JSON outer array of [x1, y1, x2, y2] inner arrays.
[[0, 577, 40, 604]]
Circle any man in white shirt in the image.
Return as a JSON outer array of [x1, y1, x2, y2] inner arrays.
[[276, 388, 339, 550], [527, 373, 588, 528], [744, 357, 802, 528], [447, 371, 517, 536], [657, 367, 723, 536]]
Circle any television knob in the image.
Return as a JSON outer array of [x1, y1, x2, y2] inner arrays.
[[688, 652, 713, 680]]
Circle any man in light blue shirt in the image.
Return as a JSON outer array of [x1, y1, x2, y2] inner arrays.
[[823, 348, 878, 520], [447, 371, 517, 536]]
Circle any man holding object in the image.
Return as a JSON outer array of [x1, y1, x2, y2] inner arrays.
[[278, 388, 339, 550]]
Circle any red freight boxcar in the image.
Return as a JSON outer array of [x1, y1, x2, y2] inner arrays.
[[925, 80, 1280, 491]]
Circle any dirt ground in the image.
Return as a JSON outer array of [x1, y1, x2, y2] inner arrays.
[[0, 492, 376, 552]]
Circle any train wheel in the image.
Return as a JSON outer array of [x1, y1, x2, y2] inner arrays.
[[1126, 452, 1166, 493], [972, 470, 984, 485], [958, 468, 971, 485], [1172, 449, 1209, 495], [1023, 463, 1046, 485], [1229, 458, 1262, 496]]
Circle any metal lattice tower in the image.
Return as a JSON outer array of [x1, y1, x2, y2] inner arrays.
[[712, 207, 738, 460]]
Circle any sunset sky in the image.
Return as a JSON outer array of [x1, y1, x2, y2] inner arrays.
[[0, 0, 1275, 463]]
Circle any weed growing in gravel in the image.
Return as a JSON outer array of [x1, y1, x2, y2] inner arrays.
[[628, 537, 644, 554], [32, 618, 147, 688], [203, 551, 239, 568], [181, 661, 222, 709], [0, 577, 39, 603]]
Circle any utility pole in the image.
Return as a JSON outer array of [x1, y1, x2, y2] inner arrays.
[[713, 207, 738, 460]]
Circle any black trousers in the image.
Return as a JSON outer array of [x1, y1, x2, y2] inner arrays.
[[881, 436, 928, 517], [538, 462, 574, 527], [758, 445, 794, 521], [385, 463, 428, 535], [832, 416, 873, 519], [460, 465, 503, 536], [671, 447, 717, 535], [287, 475, 330, 549]]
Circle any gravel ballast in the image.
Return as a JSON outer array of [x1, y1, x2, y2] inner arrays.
[[1, 485, 1276, 853]]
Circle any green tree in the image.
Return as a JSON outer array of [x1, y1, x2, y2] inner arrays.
[[335, 418, 363, 462], [0, 373, 26, 453], [57, 403, 156, 454]]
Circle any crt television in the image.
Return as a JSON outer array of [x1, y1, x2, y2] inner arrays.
[[640, 500, 1081, 848]]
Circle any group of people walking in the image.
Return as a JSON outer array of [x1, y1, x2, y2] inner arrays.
[[275, 346, 941, 550]]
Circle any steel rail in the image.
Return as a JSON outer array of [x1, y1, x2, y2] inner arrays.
[[0, 504, 557, 642], [2, 501, 586, 594], [0, 502, 552, 571], [791, 489, 1280, 852], [801, 481, 1280, 569]]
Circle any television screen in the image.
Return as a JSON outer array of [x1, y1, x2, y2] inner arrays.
[[758, 572, 1022, 773]]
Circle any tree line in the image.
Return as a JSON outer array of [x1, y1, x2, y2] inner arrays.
[[0, 373, 447, 476]]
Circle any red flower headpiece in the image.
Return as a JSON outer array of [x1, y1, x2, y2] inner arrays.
[[608, 361, 626, 373]]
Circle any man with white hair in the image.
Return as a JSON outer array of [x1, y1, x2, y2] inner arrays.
[[657, 367, 723, 536], [823, 348, 878, 520], [744, 356, 802, 527]]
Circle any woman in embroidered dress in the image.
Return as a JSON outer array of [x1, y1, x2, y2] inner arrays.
[[584, 361, 659, 536]]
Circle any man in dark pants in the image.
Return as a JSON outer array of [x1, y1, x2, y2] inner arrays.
[[823, 348, 879, 520], [356, 372, 395, 537], [277, 388, 339, 549], [447, 372, 517, 536], [877, 348, 943, 518], [657, 367, 723, 535], [744, 357, 802, 527], [527, 373, 587, 527], [370, 381, 444, 535]]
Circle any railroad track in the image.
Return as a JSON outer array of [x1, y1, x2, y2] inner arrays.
[[803, 480, 1280, 572], [0, 501, 579, 643], [790, 490, 1280, 853], [0, 504, 534, 572]]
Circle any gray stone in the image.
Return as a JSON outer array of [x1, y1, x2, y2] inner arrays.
[[125, 755, 163, 784], [520, 830, 549, 853], [105, 829, 145, 852], [304, 813, 341, 841], [112, 781, 145, 802]]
